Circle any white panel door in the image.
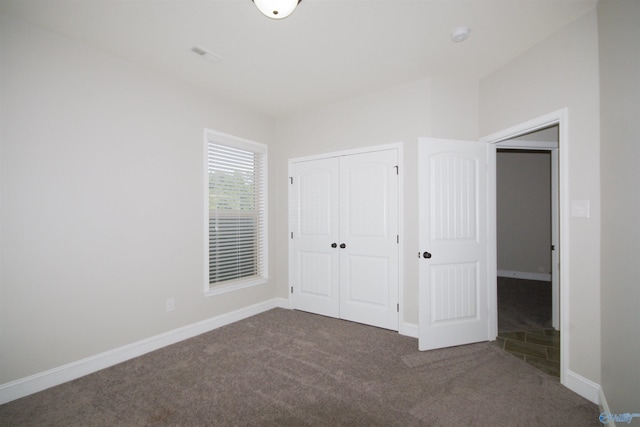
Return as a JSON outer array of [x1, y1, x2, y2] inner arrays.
[[339, 150, 399, 330], [290, 158, 340, 318], [418, 138, 489, 351]]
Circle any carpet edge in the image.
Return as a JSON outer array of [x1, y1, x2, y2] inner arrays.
[[0, 297, 290, 405]]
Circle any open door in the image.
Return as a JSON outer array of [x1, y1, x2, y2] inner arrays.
[[418, 138, 489, 351]]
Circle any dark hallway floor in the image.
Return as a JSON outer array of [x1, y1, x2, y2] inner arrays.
[[497, 277, 559, 377], [498, 276, 552, 333], [496, 329, 560, 377]]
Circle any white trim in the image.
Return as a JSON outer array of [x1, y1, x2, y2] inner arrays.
[[487, 144, 498, 340], [289, 142, 403, 164], [204, 277, 268, 297], [494, 138, 558, 150], [481, 110, 566, 144], [396, 143, 405, 332], [599, 387, 615, 427], [495, 132, 560, 329], [399, 322, 419, 339], [0, 298, 289, 405], [497, 270, 551, 282], [482, 108, 570, 387], [550, 149, 560, 330], [204, 128, 268, 155], [565, 369, 601, 405]]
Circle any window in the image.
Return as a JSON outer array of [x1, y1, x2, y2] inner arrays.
[[205, 130, 267, 294]]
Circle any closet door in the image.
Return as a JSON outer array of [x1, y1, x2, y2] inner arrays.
[[290, 158, 340, 317], [339, 150, 399, 330]]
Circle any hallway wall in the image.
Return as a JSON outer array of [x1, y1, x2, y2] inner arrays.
[[497, 151, 551, 279]]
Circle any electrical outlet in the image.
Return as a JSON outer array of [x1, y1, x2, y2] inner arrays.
[[166, 298, 175, 312]]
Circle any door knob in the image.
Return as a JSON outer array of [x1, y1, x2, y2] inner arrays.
[[331, 243, 337, 248], [423, 251, 432, 259], [340, 243, 346, 249]]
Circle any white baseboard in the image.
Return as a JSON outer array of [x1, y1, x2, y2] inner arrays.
[[564, 369, 601, 405], [400, 322, 418, 339], [598, 386, 615, 427], [0, 297, 290, 405], [399, 326, 604, 410], [497, 269, 551, 282]]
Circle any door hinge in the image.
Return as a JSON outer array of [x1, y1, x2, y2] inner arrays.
[[397, 303, 399, 313], [551, 244, 555, 251], [291, 286, 293, 294], [397, 234, 399, 244], [291, 232, 293, 239], [394, 165, 399, 175], [289, 177, 293, 184]]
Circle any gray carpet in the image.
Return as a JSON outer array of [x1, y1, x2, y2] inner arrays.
[[0, 308, 598, 426], [498, 276, 553, 333]]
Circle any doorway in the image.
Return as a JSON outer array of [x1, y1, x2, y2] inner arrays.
[[416, 109, 569, 384], [494, 126, 560, 377]]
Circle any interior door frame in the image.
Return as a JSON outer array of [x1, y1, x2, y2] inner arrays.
[[482, 108, 569, 386], [287, 142, 405, 328], [494, 141, 559, 331]]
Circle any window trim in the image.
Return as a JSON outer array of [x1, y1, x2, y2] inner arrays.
[[204, 129, 268, 296]]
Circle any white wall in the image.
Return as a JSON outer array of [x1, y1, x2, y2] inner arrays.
[[274, 78, 479, 327], [598, 0, 640, 413], [480, 10, 601, 383], [497, 151, 551, 276], [430, 78, 479, 140], [0, 17, 276, 383]]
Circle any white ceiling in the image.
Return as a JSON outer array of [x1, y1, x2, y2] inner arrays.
[[1, 0, 597, 118]]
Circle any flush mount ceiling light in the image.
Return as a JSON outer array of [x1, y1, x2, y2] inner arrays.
[[451, 26, 471, 43], [252, 0, 301, 19]]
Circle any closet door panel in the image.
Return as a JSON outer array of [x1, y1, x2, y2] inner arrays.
[[339, 150, 399, 330], [290, 158, 340, 317]]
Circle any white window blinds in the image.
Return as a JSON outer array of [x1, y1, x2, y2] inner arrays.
[[207, 135, 267, 288]]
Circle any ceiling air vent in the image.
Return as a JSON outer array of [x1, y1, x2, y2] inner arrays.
[[191, 46, 222, 64]]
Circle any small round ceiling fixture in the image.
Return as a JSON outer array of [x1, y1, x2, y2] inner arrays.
[[451, 27, 471, 43], [253, 0, 301, 19]]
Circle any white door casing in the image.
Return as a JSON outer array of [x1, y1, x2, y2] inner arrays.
[[482, 109, 570, 392], [551, 149, 559, 330], [418, 138, 489, 351], [493, 135, 559, 330], [289, 148, 399, 331]]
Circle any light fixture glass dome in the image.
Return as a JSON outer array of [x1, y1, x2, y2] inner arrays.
[[253, 0, 301, 19]]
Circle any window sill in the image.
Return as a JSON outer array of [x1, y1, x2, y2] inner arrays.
[[205, 276, 268, 297]]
